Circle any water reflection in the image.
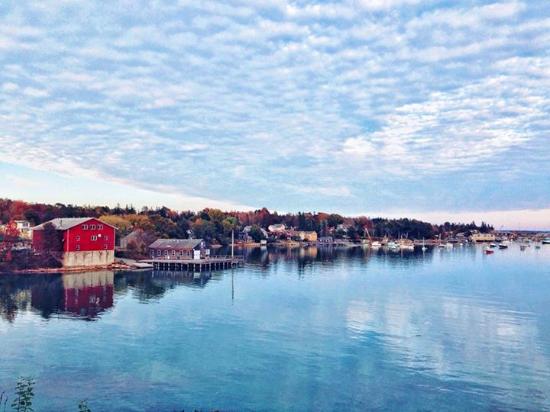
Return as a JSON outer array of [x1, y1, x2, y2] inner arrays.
[[0, 272, 114, 321], [240, 244, 437, 270], [0, 246, 444, 321]]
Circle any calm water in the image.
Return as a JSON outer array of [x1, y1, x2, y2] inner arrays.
[[1, 244, 550, 411]]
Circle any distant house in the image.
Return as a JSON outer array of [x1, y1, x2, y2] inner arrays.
[[15, 220, 32, 239], [120, 230, 140, 249], [240, 226, 269, 242], [0, 220, 33, 239], [268, 223, 286, 233], [32, 218, 116, 268], [295, 231, 318, 242], [319, 236, 333, 244], [148, 239, 209, 260], [470, 232, 496, 242]]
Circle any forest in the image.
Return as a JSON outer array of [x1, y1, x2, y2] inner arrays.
[[0, 198, 493, 245]]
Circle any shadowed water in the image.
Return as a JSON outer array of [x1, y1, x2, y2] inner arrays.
[[1, 244, 550, 411]]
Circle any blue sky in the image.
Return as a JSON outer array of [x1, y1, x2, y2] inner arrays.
[[0, 0, 549, 228]]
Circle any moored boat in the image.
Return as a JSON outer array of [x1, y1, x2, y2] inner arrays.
[[370, 241, 382, 249], [421, 238, 427, 252], [398, 238, 415, 251], [499, 240, 510, 249], [485, 249, 494, 255], [387, 241, 399, 251], [542, 238, 550, 245]]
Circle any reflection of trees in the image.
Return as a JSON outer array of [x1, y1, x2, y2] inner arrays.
[[114, 270, 213, 303]]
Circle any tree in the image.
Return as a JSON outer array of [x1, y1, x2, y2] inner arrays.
[[191, 219, 217, 242], [0, 220, 20, 262], [249, 225, 265, 242], [41, 223, 62, 253]]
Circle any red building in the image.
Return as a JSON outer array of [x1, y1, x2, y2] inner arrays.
[[33, 218, 116, 268]]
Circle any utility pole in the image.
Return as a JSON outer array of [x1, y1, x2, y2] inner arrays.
[[231, 229, 234, 259]]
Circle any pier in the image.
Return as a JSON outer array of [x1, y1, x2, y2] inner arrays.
[[142, 255, 244, 272]]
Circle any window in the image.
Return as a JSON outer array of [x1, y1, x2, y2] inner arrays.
[[172, 250, 176, 256], [164, 250, 168, 256], [76, 235, 80, 241], [157, 249, 161, 256], [82, 224, 88, 230], [91, 235, 98, 241], [98, 224, 103, 230], [76, 245, 80, 251], [91, 224, 96, 230]]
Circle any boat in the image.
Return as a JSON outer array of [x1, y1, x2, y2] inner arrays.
[[445, 242, 453, 248], [398, 238, 415, 251], [485, 249, 494, 255], [542, 238, 550, 245], [535, 244, 541, 249], [499, 240, 510, 249], [489, 243, 497, 248], [387, 241, 399, 251], [370, 241, 382, 249], [520, 244, 527, 251], [421, 238, 427, 252]]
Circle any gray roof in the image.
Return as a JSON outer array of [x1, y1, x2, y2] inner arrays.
[[148, 239, 203, 250], [33, 217, 116, 231]]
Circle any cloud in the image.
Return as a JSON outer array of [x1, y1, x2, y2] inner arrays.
[[0, 0, 548, 216]]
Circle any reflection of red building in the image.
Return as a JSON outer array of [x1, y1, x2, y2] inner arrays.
[[30, 272, 114, 319], [62, 272, 114, 318], [32, 218, 116, 267]]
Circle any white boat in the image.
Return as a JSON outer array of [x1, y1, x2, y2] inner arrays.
[[499, 240, 510, 249], [387, 241, 399, 251], [398, 238, 415, 251], [421, 238, 427, 252], [542, 238, 550, 245], [370, 241, 382, 249], [445, 242, 453, 248]]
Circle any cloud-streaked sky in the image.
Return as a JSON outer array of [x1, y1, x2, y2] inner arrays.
[[0, 1, 549, 227]]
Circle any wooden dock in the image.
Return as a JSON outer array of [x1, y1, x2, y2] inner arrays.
[[142, 255, 244, 272]]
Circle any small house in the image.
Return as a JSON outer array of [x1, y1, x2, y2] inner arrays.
[[15, 220, 33, 239], [148, 239, 209, 260]]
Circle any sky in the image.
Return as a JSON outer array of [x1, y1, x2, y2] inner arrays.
[[0, 0, 549, 229]]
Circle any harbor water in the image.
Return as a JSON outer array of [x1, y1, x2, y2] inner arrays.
[[1, 244, 550, 411]]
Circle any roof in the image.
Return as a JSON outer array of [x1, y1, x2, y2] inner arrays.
[[148, 239, 203, 250], [33, 217, 117, 231]]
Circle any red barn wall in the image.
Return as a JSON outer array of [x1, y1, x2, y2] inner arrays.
[[32, 218, 115, 253], [65, 219, 115, 252]]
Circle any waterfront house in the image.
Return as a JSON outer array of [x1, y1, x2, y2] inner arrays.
[[319, 236, 334, 244], [148, 239, 209, 260], [32, 218, 116, 268]]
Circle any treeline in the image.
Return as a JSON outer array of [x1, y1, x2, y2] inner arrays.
[[0, 198, 493, 245]]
